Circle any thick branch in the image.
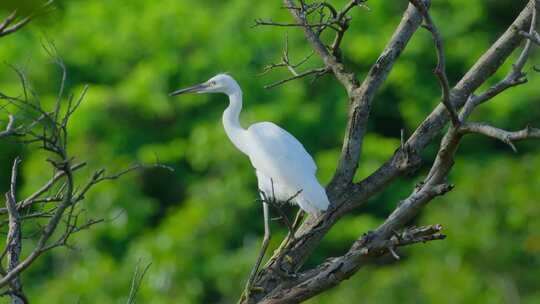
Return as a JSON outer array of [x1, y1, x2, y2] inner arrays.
[[4, 158, 27, 303], [243, 4, 430, 303], [0, 160, 74, 288], [244, 2, 536, 303], [329, 1, 428, 189], [286, 5, 539, 295], [260, 224, 445, 303], [348, 0, 535, 204]]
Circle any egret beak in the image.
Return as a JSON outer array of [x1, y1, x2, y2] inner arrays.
[[169, 83, 209, 96]]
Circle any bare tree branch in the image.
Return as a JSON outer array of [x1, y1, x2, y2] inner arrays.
[[260, 32, 323, 87], [3, 158, 27, 304], [260, 224, 446, 303], [329, 1, 428, 189], [0, 1, 55, 38], [264, 67, 328, 89], [0, 115, 16, 139], [282, 0, 359, 93], [520, 29, 540, 44], [0, 162, 86, 215], [346, 0, 536, 210], [126, 260, 152, 304], [460, 123, 540, 152], [241, 1, 538, 303], [409, 0, 460, 126], [0, 47, 173, 292]]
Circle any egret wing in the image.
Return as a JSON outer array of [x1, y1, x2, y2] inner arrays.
[[246, 122, 317, 183]]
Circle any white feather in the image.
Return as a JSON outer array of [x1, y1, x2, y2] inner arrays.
[[247, 122, 329, 214], [173, 74, 330, 215]]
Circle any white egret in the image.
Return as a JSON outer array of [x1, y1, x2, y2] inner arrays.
[[170, 73, 329, 286]]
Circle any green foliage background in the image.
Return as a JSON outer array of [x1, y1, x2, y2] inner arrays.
[[0, 0, 539, 303]]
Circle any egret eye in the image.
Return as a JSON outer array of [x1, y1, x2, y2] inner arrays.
[[210, 81, 216, 86]]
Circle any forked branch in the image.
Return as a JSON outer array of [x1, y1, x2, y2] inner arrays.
[[460, 123, 540, 152], [409, 0, 460, 126], [0, 1, 54, 38], [241, 1, 539, 303], [0, 51, 173, 293]]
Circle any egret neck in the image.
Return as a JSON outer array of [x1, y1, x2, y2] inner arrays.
[[222, 91, 248, 154]]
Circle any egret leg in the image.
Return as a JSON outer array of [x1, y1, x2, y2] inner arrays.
[[271, 204, 295, 239], [289, 210, 305, 238], [245, 201, 271, 294], [281, 190, 304, 243], [272, 211, 305, 280], [264, 178, 295, 240]]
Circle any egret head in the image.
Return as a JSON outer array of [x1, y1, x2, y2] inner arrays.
[[169, 74, 241, 96]]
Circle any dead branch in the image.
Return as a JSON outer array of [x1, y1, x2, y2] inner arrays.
[[329, 1, 428, 189], [3, 158, 27, 303], [127, 260, 152, 304], [0, 1, 55, 38], [260, 32, 320, 87], [459, 123, 540, 152], [241, 1, 539, 303], [264, 67, 328, 89], [259, 224, 445, 304], [409, 0, 460, 126], [520, 29, 540, 44], [0, 162, 86, 215], [0, 115, 16, 139], [0, 49, 172, 293]]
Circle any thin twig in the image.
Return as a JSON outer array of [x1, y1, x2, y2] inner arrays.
[[409, 0, 460, 126], [0, 115, 16, 139], [264, 67, 328, 89], [459, 123, 540, 152], [127, 260, 152, 304]]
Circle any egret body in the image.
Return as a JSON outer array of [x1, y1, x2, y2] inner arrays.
[[170, 74, 330, 215], [170, 74, 330, 288]]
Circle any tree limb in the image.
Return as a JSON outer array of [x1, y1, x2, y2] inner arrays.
[[243, 3, 430, 302], [459, 123, 540, 152], [0, 115, 16, 139], [260, 224, 446, 304], [409, 0, 460, 126], [3, 158, 27, 304], [0, 1, 54, 38], [242, 1, 537, 303]]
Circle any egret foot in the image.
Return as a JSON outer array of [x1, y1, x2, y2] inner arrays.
[[243, 202, 271, 299]]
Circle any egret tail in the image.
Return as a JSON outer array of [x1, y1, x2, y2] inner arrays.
[[295, 178, 329, 215]]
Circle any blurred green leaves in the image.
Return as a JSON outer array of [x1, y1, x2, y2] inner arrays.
[[0, 0, 44, 14], [1, 0, 539, 303]]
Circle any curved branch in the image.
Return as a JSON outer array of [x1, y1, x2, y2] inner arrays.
[[0, 115, 16, 139], [409, 0, 460, 126], [459, 123, 540, 152], [0, 1, 54, 38], [329, 1, 428, 189], [242, 2, 536, 303], [243, 3, 430, 303], [282, 0, 359, 93]]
